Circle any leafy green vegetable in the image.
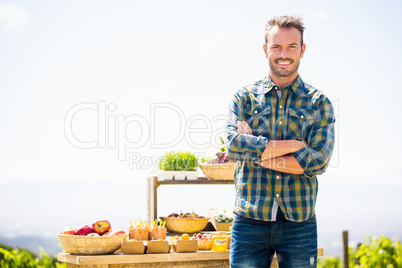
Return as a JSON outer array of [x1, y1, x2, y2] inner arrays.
[[200, 157, 209, 163], [158, 151, 198, 171], [220, 136, 226, 152], [215, 214, 233, 223]]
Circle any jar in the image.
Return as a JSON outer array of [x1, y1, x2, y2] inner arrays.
[[211, 235, 228, 251]]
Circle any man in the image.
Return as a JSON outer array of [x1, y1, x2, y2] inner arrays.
[[226, 15, 335, 268]]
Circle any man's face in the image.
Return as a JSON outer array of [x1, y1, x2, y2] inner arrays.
[[263, 26, 306, 79]]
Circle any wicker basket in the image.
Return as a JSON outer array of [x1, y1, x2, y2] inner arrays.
[[199, 162, 236, 180], [57, 234, 127, 255], [159, 217, 209, 233]]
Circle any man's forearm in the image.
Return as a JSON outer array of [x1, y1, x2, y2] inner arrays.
[[261, 140, 307, 160], [259, 155, 304, 174]]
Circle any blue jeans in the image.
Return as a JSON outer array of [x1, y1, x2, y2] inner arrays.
[[229, 208, 317, 268]]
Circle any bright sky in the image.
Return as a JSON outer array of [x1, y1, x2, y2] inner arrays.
[[1, 0, 402, 255]]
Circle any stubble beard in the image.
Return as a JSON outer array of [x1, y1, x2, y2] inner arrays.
[[269, 58, 300, 78]]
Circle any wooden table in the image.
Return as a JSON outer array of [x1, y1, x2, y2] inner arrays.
[[147, 176, 234, 223], [58, 251, 229, 268], [58, 248, 323, 267]]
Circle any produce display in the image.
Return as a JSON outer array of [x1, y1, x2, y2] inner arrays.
[[169, 233, 190, 245], [214, 214, 233, 223], [161, 212, 209, 233], [158, 151, 198, 171], [192, 233, 213, 242], [58, 220, 128, 255], [58, 219, 232, 255], [59, 219, 126, 237], [57, 145, 235, 259], [210, 208, 234, 223], [167, 212, 205, 218], [129, 219, 167, 241], [149, 219, 167, 240]]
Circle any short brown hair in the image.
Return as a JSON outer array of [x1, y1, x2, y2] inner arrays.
[[264, 15, 305, 46]]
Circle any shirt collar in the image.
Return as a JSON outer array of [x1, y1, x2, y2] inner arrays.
[[256, 74, 308, 96]]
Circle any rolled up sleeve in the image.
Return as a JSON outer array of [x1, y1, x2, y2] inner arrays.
[[293, 97, 335, 176], [226, 91, 269, 163]]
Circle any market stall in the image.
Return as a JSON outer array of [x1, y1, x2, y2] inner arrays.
[[57, 167, 323, 268]]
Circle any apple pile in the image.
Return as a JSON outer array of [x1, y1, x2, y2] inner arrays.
[[60, 220, 126, 237], [167, 212, 205, 218]]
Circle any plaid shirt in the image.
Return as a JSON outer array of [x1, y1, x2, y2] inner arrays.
[[226, 75, 335, 222]]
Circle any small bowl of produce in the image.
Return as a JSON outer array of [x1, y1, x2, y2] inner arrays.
[[192, 233, 213, 250], [209, 209, 234, 231], [199, 152, 236, 181], [160, 212, 209, 233]]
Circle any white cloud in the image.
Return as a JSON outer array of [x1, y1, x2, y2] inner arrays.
[[0, 3, 28, 30]]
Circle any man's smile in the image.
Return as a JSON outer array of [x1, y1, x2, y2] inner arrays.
[[275, 58, 293, 67]]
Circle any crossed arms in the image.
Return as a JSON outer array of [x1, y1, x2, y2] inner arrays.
[[227, 89, 335, 177], [236, 121, 306, 174]]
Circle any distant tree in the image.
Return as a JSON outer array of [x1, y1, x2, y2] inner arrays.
[[0, 244, 66, 268], [318, 235, 402, 268], [352, 235, 402, 268]]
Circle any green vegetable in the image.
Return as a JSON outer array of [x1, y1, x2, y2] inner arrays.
[[158, 151, 198, 171], [201, 157, 209, 163], [220, 137, 226, 152], [215, 214, 233, 223]]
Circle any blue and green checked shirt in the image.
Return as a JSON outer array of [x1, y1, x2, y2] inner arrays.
[[226, 74, 335, 222]]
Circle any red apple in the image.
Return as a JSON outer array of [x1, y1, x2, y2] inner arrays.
[[92, 220, 112, 236], [60, 227, 76, 235], [113, 229, 126, 235], [76, 224, 93, 236]]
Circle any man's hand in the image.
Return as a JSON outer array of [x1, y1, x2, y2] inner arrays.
[[259, 155, 304, 174], [234, 120, 307, 174], [236, 121, 253, 135], [261, 140, 307, 160]]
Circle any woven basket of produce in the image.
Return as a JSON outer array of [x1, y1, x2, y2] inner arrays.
[[57, 234, 127, 255], [159, 217, 209, 233], [199, 162, 236, 180]]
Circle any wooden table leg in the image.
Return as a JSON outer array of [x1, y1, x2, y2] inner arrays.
[[147, 176, 158, 223]]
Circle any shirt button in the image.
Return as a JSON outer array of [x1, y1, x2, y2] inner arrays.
[[279, 121, 282, 125], [255, 110, 258, 114], [276, 176, 280, 179], [276, 194, 280, 198], [301, 115, 304, 119], [279, 105, 283, 109]]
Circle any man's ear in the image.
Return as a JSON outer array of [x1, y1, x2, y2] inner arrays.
[[300, 43, 306, 58], [263, 43, 268, 58]]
